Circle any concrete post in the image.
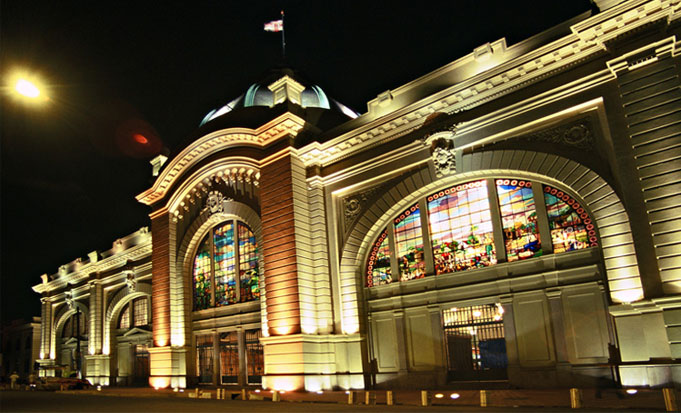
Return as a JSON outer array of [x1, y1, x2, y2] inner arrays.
[[570, 388, 582, 409], [421, 390, 429, 406], [386, 390, 394, 406]]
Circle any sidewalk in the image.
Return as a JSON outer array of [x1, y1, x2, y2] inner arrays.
[[60, 386, 676, 411]]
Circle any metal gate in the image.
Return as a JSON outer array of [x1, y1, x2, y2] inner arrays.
[[246, 329, 264, 384], [196, 335, 214, 384], [443, 304, 508, 381], [220, 332, 239, 384]]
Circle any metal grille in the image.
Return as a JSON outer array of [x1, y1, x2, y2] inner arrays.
[[443, 304, 507, 380], [196, 335, 214, 384], [219, 332, 239, 384], [246, 329, 264, 384]]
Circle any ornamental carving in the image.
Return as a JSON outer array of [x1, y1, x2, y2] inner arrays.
[[431, 137, 456, 177], [204, 191, 225, 215], [343, 187, 379, 228], [526, 119, 594, 150], [65, 290, 74, 310], [125, 272, 136, 293]]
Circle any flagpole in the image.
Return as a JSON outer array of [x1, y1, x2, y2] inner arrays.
[[281, 10, 286, 59]]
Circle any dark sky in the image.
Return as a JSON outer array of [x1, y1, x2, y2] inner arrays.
[[1, 0, 592, 324]]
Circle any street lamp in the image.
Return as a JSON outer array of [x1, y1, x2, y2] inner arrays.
[[15, 78, 41, 98]]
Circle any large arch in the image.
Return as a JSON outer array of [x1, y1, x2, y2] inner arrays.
[[103, 282, 152, 355], [50, 300, 89, 360], [337, 150, 643, 334], [173, 201, 265, 349]]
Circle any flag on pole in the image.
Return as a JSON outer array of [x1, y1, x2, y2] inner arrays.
[[264, 19, 283, 32]]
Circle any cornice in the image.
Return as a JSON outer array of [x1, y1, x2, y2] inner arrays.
[[137, 112, 305, 206], [32, 241, 152, 295], [297, 0, 678, 169]]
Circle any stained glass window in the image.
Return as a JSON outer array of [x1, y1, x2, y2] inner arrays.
[[496, 179, 542, 262], [214, 222, 237, 306], [193, 235, 212, 311], [119, 306, 130, 329], [428, 180, 496, 274], [544, 185, 598, 253], [238, 223, 260, 302], [192, 220, 261, 310], [133, 298, 148, 327], [366, 229, 392, 287], [394, 204, 425, 281]]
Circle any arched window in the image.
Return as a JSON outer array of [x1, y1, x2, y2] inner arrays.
[[193, 220, 260, 310], [62, 313, 88, 338], [366, 178, 598, 287], [118, 297, 150, 329]]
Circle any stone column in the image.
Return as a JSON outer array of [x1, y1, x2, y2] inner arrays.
[[148, 208, 187, 389], [38, 297, 55, 377], [259, 149, 363, 391]]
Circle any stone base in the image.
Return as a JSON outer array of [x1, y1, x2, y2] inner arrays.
[[261, 333, 365, 391], [148, 346, 187, 389], [37, 359, 56, 377], [84, 354, 111, 385]]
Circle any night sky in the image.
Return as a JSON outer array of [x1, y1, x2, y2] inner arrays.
[[1, 1, 592, 324]]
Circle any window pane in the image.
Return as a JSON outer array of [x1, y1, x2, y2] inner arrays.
[[543, 185, 598, 253], [238, 223, 260, 302], [196, 335, 214, 384], [394, 204, 425, 281], [496, 179, 542, 262], [366, 229, 392, 287], [246, 329, 264, 384], [428, 180, 496, 275], [193, 234, 212, 311], [119, 306, 130, 329], [214, 222, 237, 306], [133, 298, 148, 327]]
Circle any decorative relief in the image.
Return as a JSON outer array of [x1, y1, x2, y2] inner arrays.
[[65, 290, 74, 310], [431, 138, 457, 177], [343, 187, 380, 228], [125, 272, 136, 293], [204, 191, 225, 215], [524, 120, 594, 150]]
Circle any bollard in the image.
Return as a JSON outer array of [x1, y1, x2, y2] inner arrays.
[[347, 391, 354, 405], [663, 388, 678, 412], [386, 390, 394, 406], [421, 390, 429, 407], [272, 390, 280, 402], [480, 390, 488, 407], [241, 388, 248, 401], [570, 388, 582, 409], [195, 388, 200, 398], [365, 391, 376, 405]]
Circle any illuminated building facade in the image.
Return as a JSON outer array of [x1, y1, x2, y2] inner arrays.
[[34, 1, 681, 390]]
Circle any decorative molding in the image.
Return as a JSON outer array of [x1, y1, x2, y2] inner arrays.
[[517, 118, 594, 150], [430, 137, 457, 177], [342, 187, 380, 229], [297, 0, 677, 168], [125, 271, 137, 293], [137, 112, 305, 206]]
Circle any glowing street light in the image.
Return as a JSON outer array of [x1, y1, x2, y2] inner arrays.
[[15, 78, 41, 98]]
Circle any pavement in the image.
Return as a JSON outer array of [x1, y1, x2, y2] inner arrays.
[[45, 386, 675, 411]]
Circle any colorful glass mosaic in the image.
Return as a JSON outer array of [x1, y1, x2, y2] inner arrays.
[[238, 223, 260, 302], [394, 204, 426, 281], [214, 222, 237, 306], [428, 180, 496, 274], [193, 235, 212, 310], [496, 179, 541, 262], [366, 229, 392, 287], [544, 185, 597, 252]]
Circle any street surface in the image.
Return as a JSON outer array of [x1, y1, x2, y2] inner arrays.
[[0, 391, 665, 413]]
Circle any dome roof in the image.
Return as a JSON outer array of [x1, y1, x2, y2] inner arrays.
[[200, 67, 359, 126]]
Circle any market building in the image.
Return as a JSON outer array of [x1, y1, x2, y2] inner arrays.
[[33, 0, 681, 391]]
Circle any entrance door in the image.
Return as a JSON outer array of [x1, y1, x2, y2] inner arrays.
[[443, 304, 508, 381], [133, 344, 150, 385]]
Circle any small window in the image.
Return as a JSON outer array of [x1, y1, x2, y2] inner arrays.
[[133, 298, 148, 327], [119, 306, 130, 329]]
